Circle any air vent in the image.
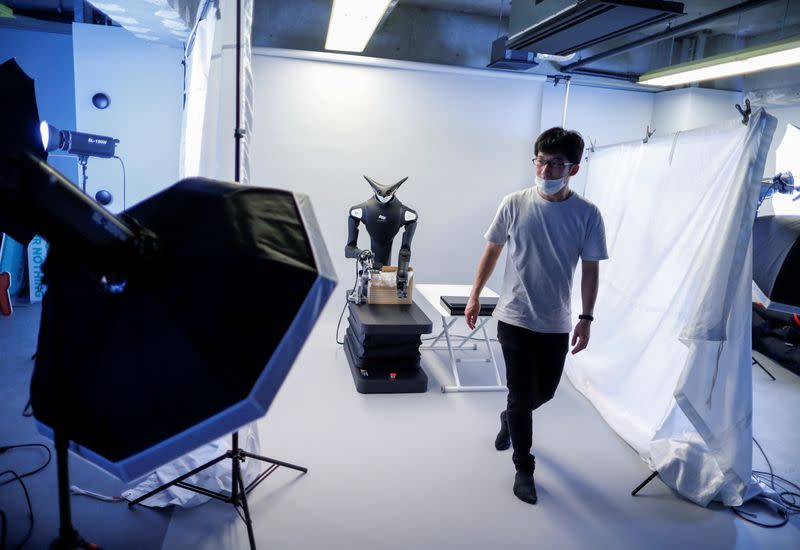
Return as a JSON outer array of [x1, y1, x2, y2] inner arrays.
[[507, 0, 684, 55], [487, 36, 539, 71]]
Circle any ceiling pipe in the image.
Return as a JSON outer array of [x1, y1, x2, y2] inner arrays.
[[565, 67, 640, 82], [560, 0, 778, 73]]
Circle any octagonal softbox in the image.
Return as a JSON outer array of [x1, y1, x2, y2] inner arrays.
[[30, 178, 336, 481]]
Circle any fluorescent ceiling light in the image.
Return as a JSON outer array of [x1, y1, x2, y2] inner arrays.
[[325, 0, 392, 53], [640, 36, 800, 87]]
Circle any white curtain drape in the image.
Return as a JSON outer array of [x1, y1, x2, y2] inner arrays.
[[125, 0, 258, 508], [180, 0, 253, 185], [567, 109, 777, 506]]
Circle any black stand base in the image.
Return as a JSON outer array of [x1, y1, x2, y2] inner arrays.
[[127, 432, 306, 550], [631, 471, 659, 496], [51, 430, 102, 550], [50, 529, 99, 550], [752, 355, 775, 381], [344, 336, 428, 393]]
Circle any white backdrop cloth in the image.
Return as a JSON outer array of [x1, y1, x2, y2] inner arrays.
[[566, 109, 776, 506], [126, 0, 260, 508]]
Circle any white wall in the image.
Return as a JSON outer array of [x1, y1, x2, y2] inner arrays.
[[72, 24, 183, 212], [250, 50, 544, 291], [0, 26, 78, 185], [651, 87, 743, 136], [539, 83, 655, 195]]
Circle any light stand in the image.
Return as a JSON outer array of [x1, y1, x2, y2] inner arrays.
[[39, 121, 119, 200], [0, 152, 148, 550], [127, 433, 307, 549], [124, 3, 306, 549]]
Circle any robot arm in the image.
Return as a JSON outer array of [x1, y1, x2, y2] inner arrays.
[[345, 207, 370, 260], [396, 213, 417, 298]]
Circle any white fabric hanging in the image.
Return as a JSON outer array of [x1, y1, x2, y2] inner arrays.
[[126, 0, 260, 508], [179, 0, 254, 185], [567, 109, 776, 506]]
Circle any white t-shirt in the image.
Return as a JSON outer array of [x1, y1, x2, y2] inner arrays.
[[484, 187, 608, 333]]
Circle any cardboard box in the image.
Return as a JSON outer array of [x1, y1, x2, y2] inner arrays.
[[367, 266, 414, 305]]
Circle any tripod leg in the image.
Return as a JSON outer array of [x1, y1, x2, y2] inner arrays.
[[240, 450, 308, 474], [127, 452, 229, 507], [632, 471, 659, 496], [233, 445, 257, 550], [752, 356, 776, 381], [54, 429, 76, 546]]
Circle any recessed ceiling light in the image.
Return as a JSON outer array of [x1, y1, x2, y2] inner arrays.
[[325, 0, 393, 53], [640, 36, 800, 87]]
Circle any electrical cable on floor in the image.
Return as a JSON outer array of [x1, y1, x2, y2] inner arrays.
[[335, 260, 359, 345], [0, 470, 34, 550], [70, 486, 124, 503], [730, 437, 800, 528], [0, 444, 51, 486]]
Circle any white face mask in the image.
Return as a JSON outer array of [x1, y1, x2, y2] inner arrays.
[[375, 193, 394, 204], [535, 175, 566, 196]]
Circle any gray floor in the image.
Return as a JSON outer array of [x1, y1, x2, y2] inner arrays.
[[1, 298, 799, 549]]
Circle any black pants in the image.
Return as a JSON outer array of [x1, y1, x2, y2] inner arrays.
[[497, 321, 569, 474]]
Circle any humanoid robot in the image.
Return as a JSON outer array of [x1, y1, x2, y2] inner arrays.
[[345, 176, 417, 303]]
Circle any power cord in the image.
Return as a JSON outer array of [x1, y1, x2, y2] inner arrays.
[[730, 437, 800, 527], [335, 260, 360, 345], [0, 444, 52, 485], [0, 444, 52, 550], [113, 155, 127, 210], [0, 471, 34, 550]]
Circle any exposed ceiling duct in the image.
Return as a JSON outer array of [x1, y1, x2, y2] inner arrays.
[[559, 0, 779, 73], [486, 35, 539, 71], [506, 0, 685, 55]]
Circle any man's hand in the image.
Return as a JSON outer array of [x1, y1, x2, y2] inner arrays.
[[465, 296, 481, 330], [571, 319, 591, 354]]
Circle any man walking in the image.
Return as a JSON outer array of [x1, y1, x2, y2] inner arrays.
[[465, 127, 608, 505]]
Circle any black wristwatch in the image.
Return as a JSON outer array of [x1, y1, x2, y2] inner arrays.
[[578, 314, 594, 322]]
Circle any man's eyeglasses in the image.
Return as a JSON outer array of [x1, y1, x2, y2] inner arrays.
[[532, 157, 575, 170]]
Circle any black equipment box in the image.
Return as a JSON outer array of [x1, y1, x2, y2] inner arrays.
[[344, 301, 432, 394], [440, 296, 498, 317]]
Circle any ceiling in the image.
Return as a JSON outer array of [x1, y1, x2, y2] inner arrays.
[[2, 0, 800, 96]]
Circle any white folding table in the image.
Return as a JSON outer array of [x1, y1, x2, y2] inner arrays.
[[416, 284, 505, 393]]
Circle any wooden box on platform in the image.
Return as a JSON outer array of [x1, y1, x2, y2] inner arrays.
[[367, 266, 414, 305]]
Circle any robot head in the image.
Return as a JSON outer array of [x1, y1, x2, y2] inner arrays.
[[364, 176, 408, 204]]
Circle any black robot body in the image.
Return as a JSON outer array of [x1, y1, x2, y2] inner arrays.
[[345, 176, 417, 296]]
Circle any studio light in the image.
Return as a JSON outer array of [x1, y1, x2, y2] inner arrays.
[[325, 0, 393, 53], [40, 121, 119, 159], [639, 36, 800, 87]]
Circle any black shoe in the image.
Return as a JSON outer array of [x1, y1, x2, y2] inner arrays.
[[513, 471, 538, 504], [494, 410, 510, 451]]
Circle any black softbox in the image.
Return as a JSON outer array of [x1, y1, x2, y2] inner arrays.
[[30, 179, 337, 480], [0, 57, 337, 482]]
